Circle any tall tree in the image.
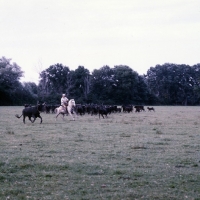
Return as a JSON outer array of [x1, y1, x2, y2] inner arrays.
[[90, 66, 114, 104], [89, 65, 147, 105], [23, 82, 38, 100], [112, 65, 139, 104], [70, 66, 91, 103], [38, 64, 72, 103], [192, 63, 200, 104], [0, 57, 23, 91], [0, 57, 24, 105], [146, 63, 196, 105]]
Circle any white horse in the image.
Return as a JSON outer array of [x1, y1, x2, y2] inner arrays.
[[55, 99, 77, 121]]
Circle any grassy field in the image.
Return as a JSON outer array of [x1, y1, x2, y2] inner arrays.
[[0, 106, 200, 200]]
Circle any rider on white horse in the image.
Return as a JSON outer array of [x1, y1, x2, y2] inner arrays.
[[61, 94, 68, 112], [56, 98, 76, 120]]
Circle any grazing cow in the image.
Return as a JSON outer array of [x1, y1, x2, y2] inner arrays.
[[15, 104, 43, 124], [147, 107, 155, 112]]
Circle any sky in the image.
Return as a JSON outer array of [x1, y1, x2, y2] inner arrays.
[[0, 0, 200, 84]]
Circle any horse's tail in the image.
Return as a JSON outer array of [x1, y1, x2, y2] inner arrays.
[[15, 114, 23, 119], [55, 108, 58, 114]]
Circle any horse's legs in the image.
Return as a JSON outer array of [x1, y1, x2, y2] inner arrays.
[[67, 107, 75, 120], [55, 112, 60, 121], [72, 109, 77, 118], [55, 111, 66, 121]]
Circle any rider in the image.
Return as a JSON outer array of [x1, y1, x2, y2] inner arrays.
[[61, 94, 69, 111]]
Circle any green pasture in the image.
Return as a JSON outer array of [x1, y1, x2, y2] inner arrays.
[[0, 106, 200, 200]]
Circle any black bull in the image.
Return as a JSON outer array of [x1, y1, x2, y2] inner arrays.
[[15, 105, 43, 124]]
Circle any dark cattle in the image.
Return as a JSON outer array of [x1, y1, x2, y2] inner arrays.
[[24, 104, 31, 107], [147, 107, 155, 112], [134, 105, 145, 112], [113, 105, 118, 112], [91, 105, 99, 116], [15, 104, 43, 124], [44, 104, 51, 113], [50, 105, 57, 113], [84, 104, 92, 114], [122, 105, 133, 113], [135, 107, 141, 113], [98, 106, 108, 119], [105, 106, 112, 115], [39, 103, 57, 114], [40, 102, 46, 112], [76, 104, 86, 116], [108, 105, 117, 113], [117, 107, 122, 112]]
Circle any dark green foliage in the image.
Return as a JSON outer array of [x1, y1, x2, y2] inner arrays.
[[0, 57, 37, 105], [86, 65, 151, 104], [71, 66, 91, 103], [38, 64, 151, 105], [1, 55, 200, 105], [146, 63, 200, 105], [37, 63, 71, 102]]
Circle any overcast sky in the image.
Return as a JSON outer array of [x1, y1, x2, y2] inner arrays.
[[0, 0, 200, 83]]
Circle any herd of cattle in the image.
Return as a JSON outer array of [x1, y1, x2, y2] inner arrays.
[[35, 103, 154, 115], [16, 103, 155, 124]]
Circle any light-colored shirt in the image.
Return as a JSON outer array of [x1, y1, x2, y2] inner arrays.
[[61, 97, 68, 106]]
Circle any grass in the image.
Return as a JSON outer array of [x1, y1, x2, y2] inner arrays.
[[0, 106, 200, 199]]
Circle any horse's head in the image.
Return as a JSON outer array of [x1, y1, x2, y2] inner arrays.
[[69, 99, 76, 107]]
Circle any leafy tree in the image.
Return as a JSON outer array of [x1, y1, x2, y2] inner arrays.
[[70, 66, 91, 103], [3, 55, 200, 106], [146, 63, 196, 105], [112, 65, 140, 104], [136, 75, 156, 105], [0, 57, 23, 91], [23, 82, 38, 101], [0, 57, 24, 105], [90, 66, 115, 104], [192, 63, 200, 104], [38, 63, 72, 103], [176, 64, 196, 105], [89, 65, 149, 105]]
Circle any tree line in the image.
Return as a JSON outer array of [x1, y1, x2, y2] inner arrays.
[[1, 56, 200, 106]]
